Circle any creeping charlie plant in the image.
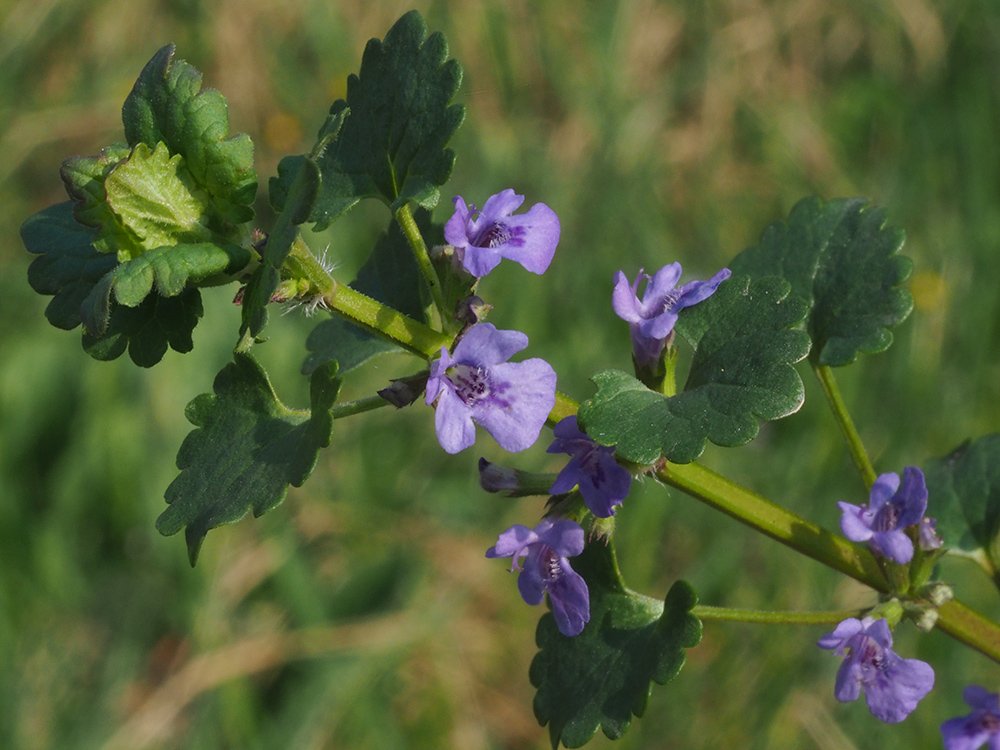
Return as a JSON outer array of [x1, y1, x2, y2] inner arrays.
[[19, 10, 1000, 749]]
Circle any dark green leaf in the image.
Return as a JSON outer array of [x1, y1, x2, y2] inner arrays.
[[123, 44, 257, 227], [730, 196, 912, 366], [580, 276, 810, 464], [531, 541, 702, 749], [82, 287, 203, 367], [22, 202, 117, 330], [924, 435, 1000, 569], [282, 10, 464, 228], [302, 210, 435, 375], [157, 355, 341, 565], [241, 155, 321, 339]]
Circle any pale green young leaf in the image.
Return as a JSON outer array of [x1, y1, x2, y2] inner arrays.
[[123, 44, 257, 227]]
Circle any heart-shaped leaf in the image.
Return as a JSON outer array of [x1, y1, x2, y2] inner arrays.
[[580, 275, 810, 464]]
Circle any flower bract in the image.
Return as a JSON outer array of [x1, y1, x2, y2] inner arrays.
[[444, 189, 560, 278], [817, 617, 934, 724], [486, 518, 590, 636], [612, 262, 731, 368], [547, 415, 631, 517], [425, 323, 556, 454], [941, 685, 1000, 750], [838, 466, 928, 564]]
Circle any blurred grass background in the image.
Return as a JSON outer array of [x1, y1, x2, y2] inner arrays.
[[2, 0, 999, 747]]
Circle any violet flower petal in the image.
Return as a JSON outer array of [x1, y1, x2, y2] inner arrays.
[[446, 189, 560, 278], [473, 359, 557, 452]]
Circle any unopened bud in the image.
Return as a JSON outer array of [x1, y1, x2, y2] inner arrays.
[[478, 458, 556, 497], [378, 372, 430, 408]]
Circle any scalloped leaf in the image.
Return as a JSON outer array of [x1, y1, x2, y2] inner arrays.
[[22, 202, 116, 330], [82, 287, 204, 367], [273, 10, 464, 228], [531, 541, 702, 749], [580, 275, 811, 465], [123, 44, 257, 227], [302, 209, 435, 375], [156, 355, 341, 565], [924, 435, 1000, 571], [730, 196, 912, 366]]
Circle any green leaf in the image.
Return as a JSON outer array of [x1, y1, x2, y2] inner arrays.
[[123, 44, 257, 227], [101, 141, 214, 259], [924, 435, 1000, 570], [157, 355, 341, 565], [580, 276, 810, 465], [302, 210, 435, 375], [110, 241, 250, 306], [22, 202, 117, 330], [730, 196, 912, 366], [279, 10, 464, 229], [60, 144, 138, 256], [241, 155, 321, 339], [78, 239, 247, 342], [82, 287, 204, 367], [21, 202, 209, 366], [531, 541, 702, 749]]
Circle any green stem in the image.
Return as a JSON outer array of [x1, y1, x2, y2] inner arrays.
[[323, 283, 451, 359], [692, 606, 863, 625], [812, 363, 878, 489], [332, 395, 392, 419], [395, 202, 447, 317], [547, 396, 1000, 662], [660, 460, 886, 587], [660, 460, 1000, 662]]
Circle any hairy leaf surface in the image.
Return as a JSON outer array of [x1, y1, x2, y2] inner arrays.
[[531, 542, 702, 748], [157, 355, 341, 564], [273, 10, 464, 228]]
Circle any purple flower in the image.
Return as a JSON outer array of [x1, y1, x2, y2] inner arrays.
[[612, 263, 731, 368], [838, 467, 928, 564], [425, 323, 556, 454], [941, 686, 1000, 750], [547, 416, 632, 517], [817, 617, 934, 724], [444, 189, 560, 278], [486, 518, 590, 636]]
